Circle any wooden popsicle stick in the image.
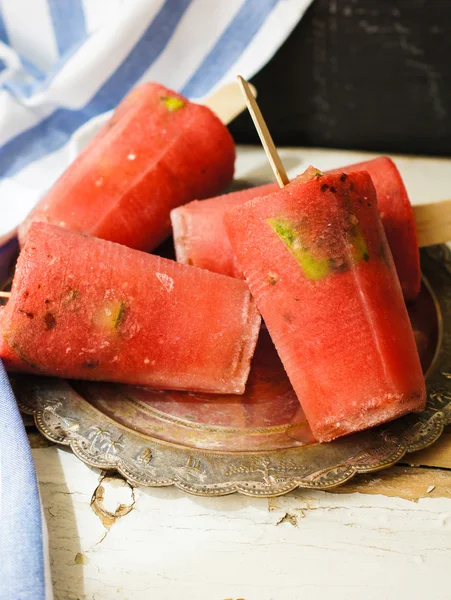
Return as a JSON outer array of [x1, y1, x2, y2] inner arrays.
[[413, 200, 451, 247], [237, 75, 289, 188], [0, 291, 11, 298], [203, 81, 257, 126]]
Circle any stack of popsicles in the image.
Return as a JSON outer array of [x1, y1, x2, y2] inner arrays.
[[172, 157, 421, 301], [0, 81, 428, 443]]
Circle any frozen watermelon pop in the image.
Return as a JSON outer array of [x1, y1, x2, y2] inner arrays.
[[0, 223, 261, 394], [171, 183, 278, 277], [224, 170, 426, 442], [172, 157, 420, 302], [329, 157, 420, 302], [18, 83, 235, 252]]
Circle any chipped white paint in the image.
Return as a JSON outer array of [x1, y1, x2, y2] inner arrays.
[[95, 476, 134, 516], [34, 446, 451, 600]]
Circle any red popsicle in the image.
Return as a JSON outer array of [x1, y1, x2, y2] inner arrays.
[[329, 157, 420, 301], [1, 223, 261, 394], [225, 170, 426, 442], [171, 183, 277, 277], [18, 83, 235, 252]]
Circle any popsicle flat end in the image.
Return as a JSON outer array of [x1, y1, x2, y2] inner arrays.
[[202, 80, 255, 126]]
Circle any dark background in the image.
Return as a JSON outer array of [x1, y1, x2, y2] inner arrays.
[[230, 0, 451, 156]]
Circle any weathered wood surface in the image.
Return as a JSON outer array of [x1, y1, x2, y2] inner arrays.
[[35, 447, 451, 600]]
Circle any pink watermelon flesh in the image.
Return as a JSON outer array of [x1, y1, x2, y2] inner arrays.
[[171, 182, 278, 277], [225, 170, 426, 442], [329, 157, 420, 302], [18, 83, 235, 252], [1, 223, 261, 394]]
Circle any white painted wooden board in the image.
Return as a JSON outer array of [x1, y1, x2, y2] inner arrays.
[[35, 447, 451, 600], [33, 146, 451, 600]]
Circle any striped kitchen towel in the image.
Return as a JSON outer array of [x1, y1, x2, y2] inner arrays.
[[0, 0, 313, 245], [0, 1, 313, 599]]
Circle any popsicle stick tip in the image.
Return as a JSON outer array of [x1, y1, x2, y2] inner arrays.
[[236, 75, 289, 189], [0, 291, 11, 299]]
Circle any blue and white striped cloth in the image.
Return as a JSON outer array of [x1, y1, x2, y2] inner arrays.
[[0, 1, 312, 598]]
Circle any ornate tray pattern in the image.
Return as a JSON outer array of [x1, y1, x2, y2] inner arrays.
[[12, 246, 451, 497]]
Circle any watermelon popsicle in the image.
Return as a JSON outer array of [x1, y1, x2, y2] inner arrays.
[[171, 183, 278, 277], [171, 157, 420, 302], [18, 83, 235, 252], [0, 223, 261, 394], [329, 157, 420, 302], [225, 170, 426, 442]]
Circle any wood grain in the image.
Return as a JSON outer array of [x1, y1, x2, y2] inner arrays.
[[402, 432, 451, 470], [331, 465, 451, 501]]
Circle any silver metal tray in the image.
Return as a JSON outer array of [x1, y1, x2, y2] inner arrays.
[[10, 245, 451, 497]]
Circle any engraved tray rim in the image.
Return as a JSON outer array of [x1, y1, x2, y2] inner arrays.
[[13, 245, 451, 498]]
